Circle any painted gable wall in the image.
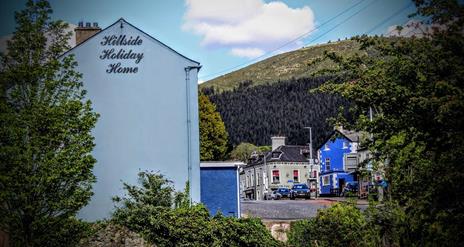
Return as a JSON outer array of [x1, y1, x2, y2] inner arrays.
[[67, 19, 200, 220]]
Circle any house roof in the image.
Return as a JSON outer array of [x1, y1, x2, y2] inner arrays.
[[316, 129, 364, 151], [247, 145, 310, 166], [61, 18, 200, 65], [200, 161, 244, 168]]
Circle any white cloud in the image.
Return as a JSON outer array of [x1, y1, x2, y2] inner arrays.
[[230, 47, 264, 58], [183, 0, 315, 58]]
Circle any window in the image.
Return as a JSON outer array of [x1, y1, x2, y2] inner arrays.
[[324, 144, 330, 150], [272, 170, 280, 183], [343, 141, 348, 149], [246, 175, 249, 188], [325, 158, 331, 171], [293, 170, 299, 182], [322, 175, 330, 186], [313, 170, 317, 178]]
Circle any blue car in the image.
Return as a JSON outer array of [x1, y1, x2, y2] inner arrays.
[[276, 187, 291, 198], [290, 184, 311, 199]]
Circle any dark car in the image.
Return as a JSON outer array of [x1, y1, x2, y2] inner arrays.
[[289, 184, 311, 199], [341, 181, 359, 197], [276, 187, 291, 198]]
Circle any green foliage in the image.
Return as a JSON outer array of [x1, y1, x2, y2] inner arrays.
[[287, 203, 366, 247], [0, 0, 98, 246], [203, 77, 349, 147], [311, 0, 464, 245], [200, 40, 360, 92], [112, 171, 280, 247], [229, 142, 258, 162], [199, 93, 229, 161]]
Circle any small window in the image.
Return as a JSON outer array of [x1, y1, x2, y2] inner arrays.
[[293, 170, 299, 182], [272, 152, 281, 159], [313, 170, 317, 178], [325, 158, 331, 171], [322, 175, 330, 186], [272, 170, 280, 183], [343, 141, 348, 149], [324, 144, 330, 150]]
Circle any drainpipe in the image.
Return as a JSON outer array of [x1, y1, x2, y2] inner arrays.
[[184, 65, 202, 205]]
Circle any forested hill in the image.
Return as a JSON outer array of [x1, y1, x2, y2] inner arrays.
[[200, 39, 359, 92], [202, 77, 349, 148]]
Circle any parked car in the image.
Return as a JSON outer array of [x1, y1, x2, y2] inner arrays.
[[276, 187, 291, 198], [266, 190, 282, 200], [341, 181, 359, 197], [289, 184, 311, 199]]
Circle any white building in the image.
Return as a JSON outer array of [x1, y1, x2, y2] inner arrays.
[[64, 19, 201, 220]]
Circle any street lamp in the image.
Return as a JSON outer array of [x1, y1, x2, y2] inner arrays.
[[304, 126, 317, 198]]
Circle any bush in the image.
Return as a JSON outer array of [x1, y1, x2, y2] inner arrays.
[[112, 171, 281, 246], [287, 203, 366, 247]]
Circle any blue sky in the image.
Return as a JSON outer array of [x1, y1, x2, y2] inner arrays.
[[0, 0, 417, 82]]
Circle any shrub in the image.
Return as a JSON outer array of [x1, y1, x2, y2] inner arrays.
[[287, 203, 366, 247]]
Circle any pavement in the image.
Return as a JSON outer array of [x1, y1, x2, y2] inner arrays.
[[241, 197, 368, 220]]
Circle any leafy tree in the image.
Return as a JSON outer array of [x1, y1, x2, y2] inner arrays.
[[229, 142, 258, 162], [0, 0, 98, 246], [311, 0, 464, 244], [287, 203, 366, 247], [199, 93, 229, 160]]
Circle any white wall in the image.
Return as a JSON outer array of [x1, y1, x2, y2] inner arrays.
[[66, 19, 200, 220]]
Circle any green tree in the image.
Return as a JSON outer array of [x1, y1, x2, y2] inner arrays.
[[199, 93, 229, 160], [229, 142, 258, 162], [0, 1, 99, 246], [312, 0, 464, 245]]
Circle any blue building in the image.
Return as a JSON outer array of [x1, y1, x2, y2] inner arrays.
[[318, 128, 363, 196], [200, 162, 242, 217], [64, 19, 201, 220]]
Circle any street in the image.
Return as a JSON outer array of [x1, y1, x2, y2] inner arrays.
[[241, 198, 368, 220]]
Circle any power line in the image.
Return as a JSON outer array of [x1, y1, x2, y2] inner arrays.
[[366, 2, 414, 35], [199, 0, 368, 80]]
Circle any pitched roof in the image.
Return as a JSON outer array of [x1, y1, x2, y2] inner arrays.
[[248, 145, 310, 166], [61, 18, 200, 65], [316, 129, 365, 151]]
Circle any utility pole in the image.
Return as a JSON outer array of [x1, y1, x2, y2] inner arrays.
[[304, 126, 317, 198]]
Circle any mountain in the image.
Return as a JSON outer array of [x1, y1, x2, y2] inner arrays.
[[200, 40, 358, 148], [200, 39, 359, 92]]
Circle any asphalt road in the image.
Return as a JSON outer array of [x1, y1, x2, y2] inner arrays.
[[241, 199, 368, 220]]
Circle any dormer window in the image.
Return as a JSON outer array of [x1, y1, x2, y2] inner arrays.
[[271, 151, 281, 159]]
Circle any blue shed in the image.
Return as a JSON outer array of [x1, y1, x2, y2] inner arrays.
[[318, 129, 363, 196], [200, 162, 243, 217]]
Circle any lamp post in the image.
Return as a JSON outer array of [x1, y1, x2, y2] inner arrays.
[[304, 126, 317, 198]]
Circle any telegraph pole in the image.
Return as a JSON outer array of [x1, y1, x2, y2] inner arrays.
[[304, 126, 316, 198]]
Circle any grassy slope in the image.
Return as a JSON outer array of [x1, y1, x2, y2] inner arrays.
[[200, 40, 359, 92]]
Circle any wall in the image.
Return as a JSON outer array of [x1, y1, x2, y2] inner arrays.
[[319, 137, 355, 195], [201, 167, 239, 217], [67, 19, 200, 220]]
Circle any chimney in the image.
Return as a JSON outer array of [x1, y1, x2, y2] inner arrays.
[[75, 21, 101, 45], [271, 136, 286, 151]]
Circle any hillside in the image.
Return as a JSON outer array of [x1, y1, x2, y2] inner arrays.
[[200, 39, 359, 92], [203, 77, 349, 148]]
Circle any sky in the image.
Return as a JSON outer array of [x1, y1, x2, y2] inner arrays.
[[0, 0, 418, 82]]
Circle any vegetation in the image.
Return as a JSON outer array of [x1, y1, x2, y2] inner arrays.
[[199, 93, 229, 161], [203, 77, 349, 147], [287, 203, 366, 247], [309, 0, 464, 245], [200, 40, 360, 92], [0, 0, 98, 246], [112, 171, 281, 247]]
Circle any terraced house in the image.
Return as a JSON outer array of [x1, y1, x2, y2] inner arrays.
[[240, 137, 319, 200], [317, 127, 366, 196]]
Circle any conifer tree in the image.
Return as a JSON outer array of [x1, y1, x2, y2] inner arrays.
[[199, 93, 228, 160]]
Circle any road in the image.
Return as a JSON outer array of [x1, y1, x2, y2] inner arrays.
[[241, 198, 368, 220]]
